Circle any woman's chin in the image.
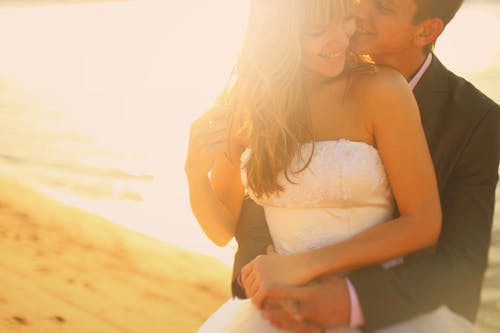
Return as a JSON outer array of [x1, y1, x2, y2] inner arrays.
[[322, 66, 345, 79], [321, 58, 346, 78], [303, 63, 346, 84]]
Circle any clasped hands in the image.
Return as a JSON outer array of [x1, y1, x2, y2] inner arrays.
[[239, 246, 351, 332]]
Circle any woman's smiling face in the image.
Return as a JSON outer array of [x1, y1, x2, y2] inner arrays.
[[301, 15, 355, 82]]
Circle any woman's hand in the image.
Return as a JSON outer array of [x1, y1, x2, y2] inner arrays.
[[185, 104, 231, 181], [241, 246, 311, 308]]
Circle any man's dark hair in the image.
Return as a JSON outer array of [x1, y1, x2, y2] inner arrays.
[[412, 0, 464, 53]]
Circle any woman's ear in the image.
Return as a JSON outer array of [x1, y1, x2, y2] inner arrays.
[[413, 18, 445, 49]]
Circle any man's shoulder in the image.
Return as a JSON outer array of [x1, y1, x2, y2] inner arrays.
[[433, 56, 498, 114], [416, 55, 499, 152]]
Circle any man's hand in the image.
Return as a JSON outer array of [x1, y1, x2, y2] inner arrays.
[[263, 275, 352, 331], [262, 304, 324, 333]]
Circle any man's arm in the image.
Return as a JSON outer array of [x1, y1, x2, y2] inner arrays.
[[232, 198, 272, 298], [348, 107, 500, 332], [263, 275, 351, 332], [260, 106, 499, 333]]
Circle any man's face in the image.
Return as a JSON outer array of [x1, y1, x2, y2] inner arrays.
[[350, 0, 421, 62]]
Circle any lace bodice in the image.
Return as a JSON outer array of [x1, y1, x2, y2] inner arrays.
[[241, 139, 395, 254]]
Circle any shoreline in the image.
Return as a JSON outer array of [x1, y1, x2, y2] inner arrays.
[[1, 176, 499, 332], [0, 176, 230, 333]]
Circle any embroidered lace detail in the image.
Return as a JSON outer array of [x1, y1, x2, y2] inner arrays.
[[241, 139, 392, 208]]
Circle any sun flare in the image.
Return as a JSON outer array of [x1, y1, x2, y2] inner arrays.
[[0, 1, 497, 267]]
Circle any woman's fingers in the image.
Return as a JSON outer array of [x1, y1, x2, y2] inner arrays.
[[240, 262, 253, 287], [206, 120, 228, 134], [246, 265, 273, 308], [247, 275, 261, 298], [209, 103, 232, 116], [244, 270, 257, 296], [192, 113, 229, 149], [192, 103, 230, 132], [203, 128, 229, 145], [185, 104, 233, 178], [192, 118, 228, 139], [252, 282, 272, 309], [200, 104, 231, 129], [266, 245, 276, 255], [190, 119, 229, 156]]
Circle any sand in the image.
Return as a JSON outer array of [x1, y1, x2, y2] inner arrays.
[[1, 174, 499, 332], [0, 177, 231, 333]]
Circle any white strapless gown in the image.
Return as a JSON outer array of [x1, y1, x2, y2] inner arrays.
[[198, 139, 478, 333]]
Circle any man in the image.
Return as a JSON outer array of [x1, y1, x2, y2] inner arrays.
[[231, 0, 500, 332]]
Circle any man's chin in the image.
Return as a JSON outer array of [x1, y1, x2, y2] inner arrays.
[[349, 42, 370, 56], [350, 36, 378, 56]]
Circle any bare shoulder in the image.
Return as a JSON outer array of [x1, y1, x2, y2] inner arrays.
[[351, 66, 409, 99], [349, 66, 418, 122]]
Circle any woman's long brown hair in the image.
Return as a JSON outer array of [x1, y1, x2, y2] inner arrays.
[[227, 0, 372, 198]]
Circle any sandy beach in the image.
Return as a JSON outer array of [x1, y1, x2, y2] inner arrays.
[[0, 1, 497, 332], [0, 176, 231, 333], [0, 178, 499, 333]]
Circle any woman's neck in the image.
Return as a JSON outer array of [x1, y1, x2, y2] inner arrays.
[[303, 72, 346, 93]]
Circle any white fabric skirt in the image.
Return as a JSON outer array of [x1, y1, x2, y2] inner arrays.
[[198, 298, 478, 333]]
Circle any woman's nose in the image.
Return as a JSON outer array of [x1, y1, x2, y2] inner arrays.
[[344, 17, 356, 38], [326, 25, 350, 49], [353, 0, 368, 20]]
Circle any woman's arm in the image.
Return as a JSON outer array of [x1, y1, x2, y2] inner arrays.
[[303, 69, 442, 276], [185, 106, 246, 246], [243, 69, 441, 306]]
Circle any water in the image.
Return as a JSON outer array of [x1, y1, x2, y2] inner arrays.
[[0, 0, 248, 264], [0, 0, 498, 330]]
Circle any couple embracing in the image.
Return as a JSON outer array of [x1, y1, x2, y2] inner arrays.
[[186, 0, 500, 332]]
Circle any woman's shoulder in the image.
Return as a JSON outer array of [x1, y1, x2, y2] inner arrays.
[[348, 66, 419, 130], [350, 66, 413, 109], [350, 65, 408, 97]]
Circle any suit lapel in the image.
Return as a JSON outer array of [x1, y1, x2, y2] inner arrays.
[[413, 54, 449, 134], [413, 54, 452, 188]]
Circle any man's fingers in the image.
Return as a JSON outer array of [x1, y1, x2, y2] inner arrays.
[[266, 284, 308, 302], [293, 322, 323, 333], [263, 307, 322, 333], [262, 307, 292, 330], [262, 297, 282, 311], [281, 299, 304, 321]]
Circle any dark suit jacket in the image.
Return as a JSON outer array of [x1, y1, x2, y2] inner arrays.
[[231, 55, 500, 332]]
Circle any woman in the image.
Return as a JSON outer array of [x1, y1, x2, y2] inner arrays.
[[186, 0, 476, 332]]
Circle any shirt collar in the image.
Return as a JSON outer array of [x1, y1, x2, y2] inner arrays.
[[408, 53, 432, 91]]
